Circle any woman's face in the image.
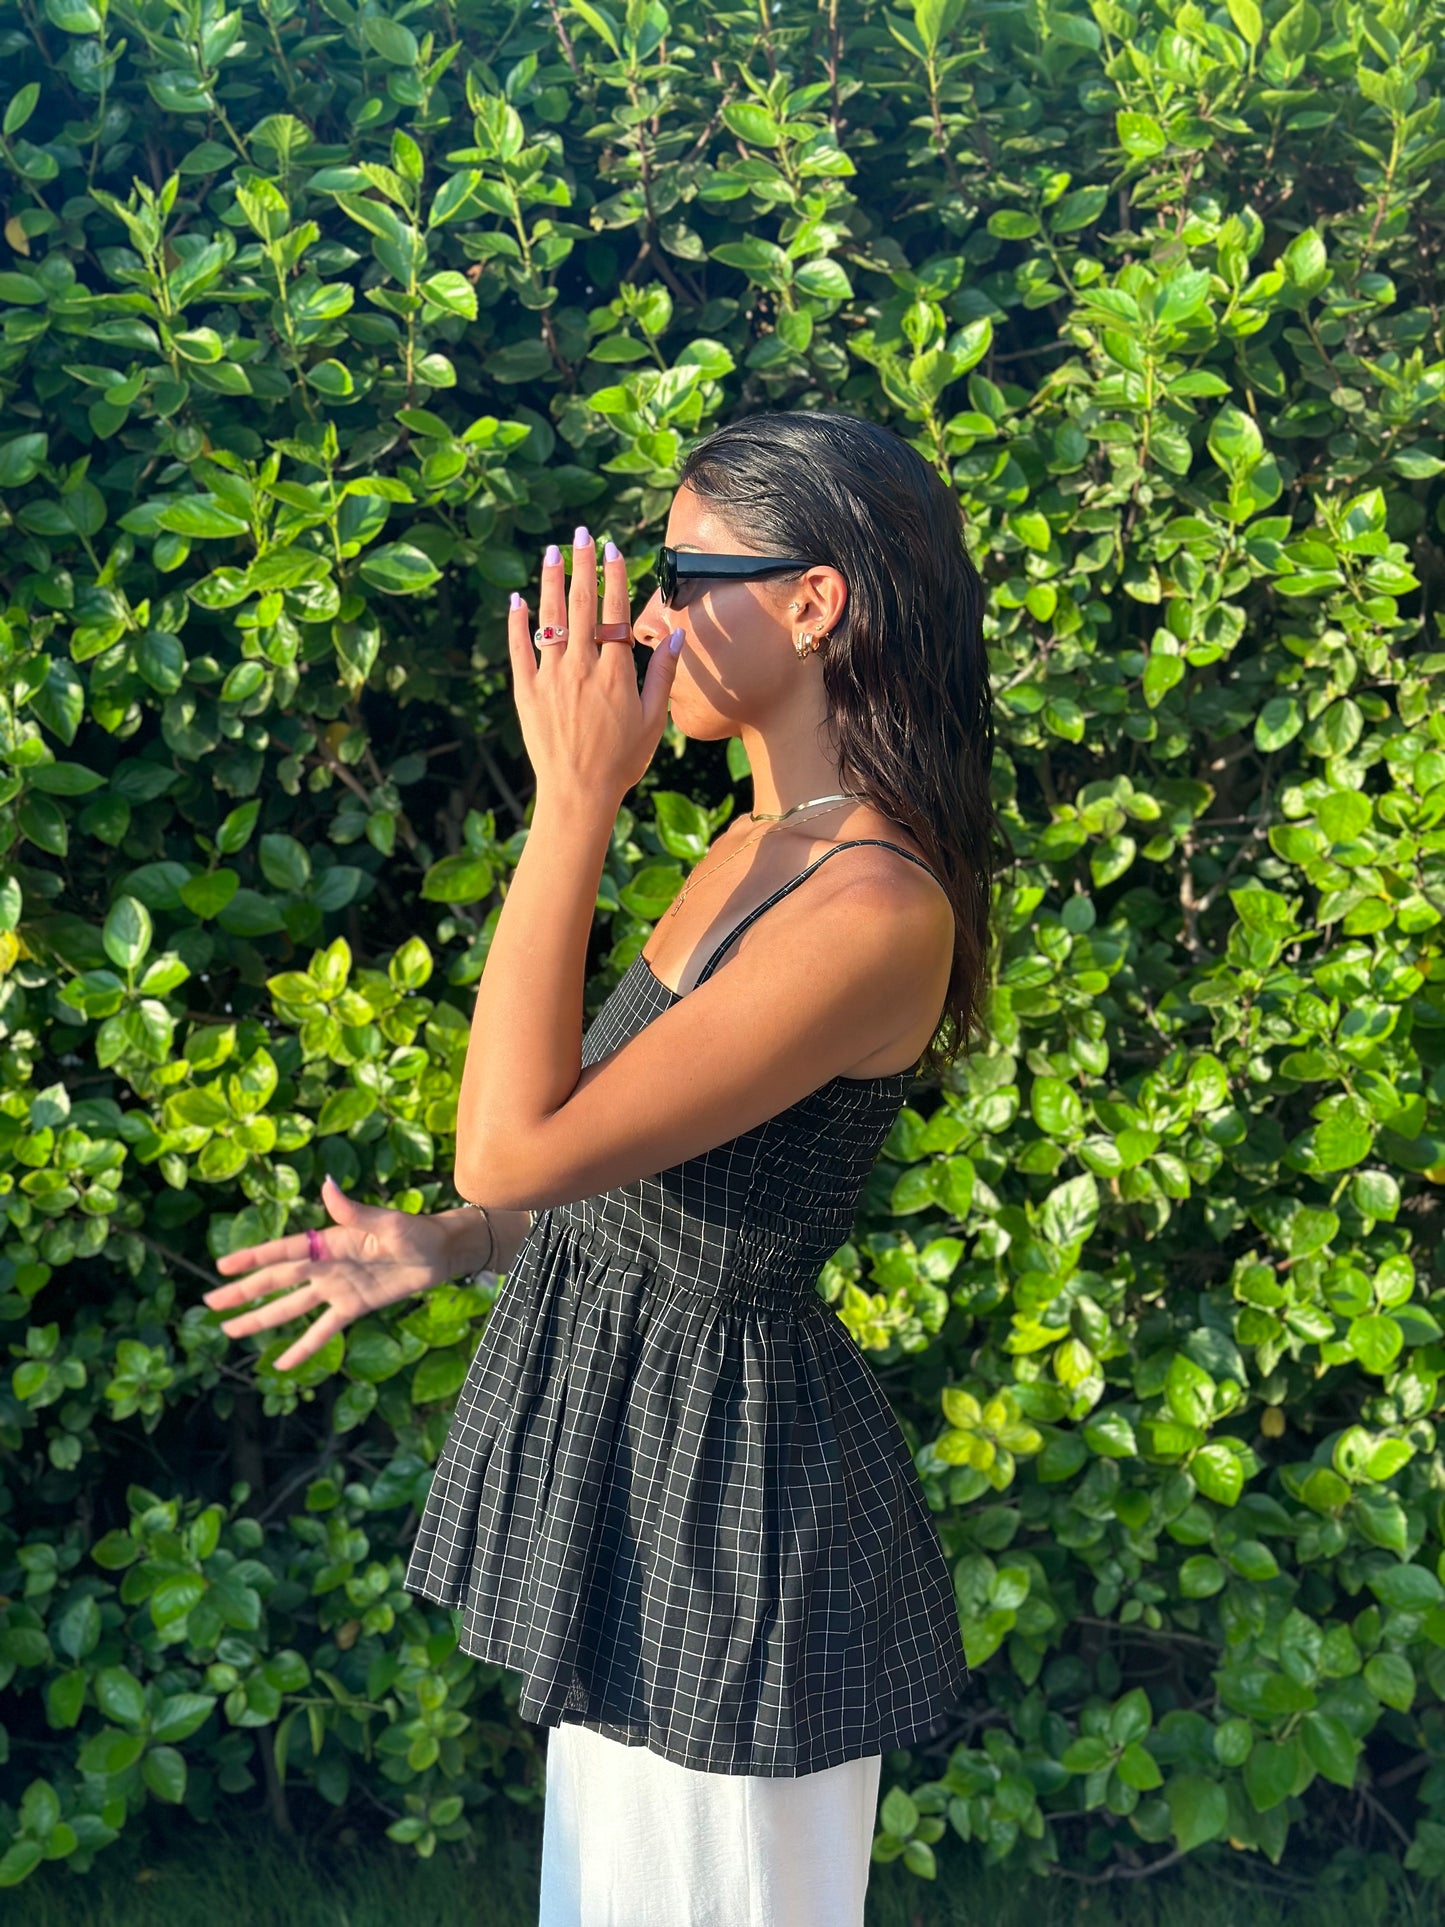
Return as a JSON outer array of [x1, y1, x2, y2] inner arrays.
[[633, 485, 847, 741]]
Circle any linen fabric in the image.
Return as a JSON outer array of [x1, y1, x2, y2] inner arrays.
[[537, 1717, 883, 1927], [405, 839, 971, 1775]]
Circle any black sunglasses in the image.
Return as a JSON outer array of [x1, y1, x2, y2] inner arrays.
[[652, 544, 816, 608]]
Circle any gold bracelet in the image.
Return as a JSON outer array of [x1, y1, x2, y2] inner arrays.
[[461, 1199, 496, 1271]]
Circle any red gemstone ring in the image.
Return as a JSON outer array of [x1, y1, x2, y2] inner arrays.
[[307, 1227, 326, 1262], [534, 623, 569, 645]]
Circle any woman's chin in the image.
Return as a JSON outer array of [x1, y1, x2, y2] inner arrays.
[[668, 693, 738, 743]]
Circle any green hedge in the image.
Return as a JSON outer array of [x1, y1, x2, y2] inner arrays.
[[2, 0, 1444, 1896]]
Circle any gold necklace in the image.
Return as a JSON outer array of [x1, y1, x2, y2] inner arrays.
[[664, 791, 868, 922], [748, 790, 867, 823]]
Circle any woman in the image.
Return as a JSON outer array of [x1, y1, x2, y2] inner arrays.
[[206, 409, 1001, 1925]]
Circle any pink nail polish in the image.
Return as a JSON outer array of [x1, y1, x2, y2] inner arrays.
[[544, 544, 561, 566]]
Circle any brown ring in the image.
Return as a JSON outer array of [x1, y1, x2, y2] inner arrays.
[[594, 622, 634, 643]]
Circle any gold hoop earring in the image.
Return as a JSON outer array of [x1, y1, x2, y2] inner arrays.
[[793, 629, 831, 661]]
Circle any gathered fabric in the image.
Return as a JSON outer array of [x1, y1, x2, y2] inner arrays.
[[405, 840, 970, 1777]]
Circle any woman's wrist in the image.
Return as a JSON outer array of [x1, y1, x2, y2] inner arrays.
[[436, 1202, 534, 1282]]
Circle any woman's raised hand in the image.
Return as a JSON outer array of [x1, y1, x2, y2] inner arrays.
[[203, 1174, 455, 1373], [508, 528, 684, 809]]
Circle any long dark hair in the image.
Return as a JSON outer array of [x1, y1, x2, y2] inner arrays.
[[676, 407, 1006, 1076]]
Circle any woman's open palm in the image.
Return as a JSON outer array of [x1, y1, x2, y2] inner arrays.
[[204, 1175, 451, 1373]]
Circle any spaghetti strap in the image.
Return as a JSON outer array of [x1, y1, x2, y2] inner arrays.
[[693, 838, 941, 989]]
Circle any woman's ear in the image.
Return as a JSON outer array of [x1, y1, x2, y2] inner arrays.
[[797, 564, 848, 635]]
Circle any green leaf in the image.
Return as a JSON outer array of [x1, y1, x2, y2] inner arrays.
[[77, 1725, 146, 1775], [1031, 1077, 1083, 1138], [1117, 1741, 1164, 1790], [1243, 1735, 1300, 1812], [94, 1665, 147, 1727], [1367, 1563, 1443, 1611], [1301, 1712, 1359, 1789], [1349, 1313, 1404, 1375], [317, 1087, 378, 1135], [306, 359, 354, 399], [358, 543, 442, 595], [150, 1692, 217, 1744], [421, 854, 495, 904], [721, 102, 783, 147], [1364, 1651, 1415, 1712], [4, 83, 39, 136], [1225, 0, 1262, 43], [1050, 185, 1110, 232], [103, 896, 153, 971], [914, 0, 963, 50], [150, 1573, 206, 1628], [570, 0, 621, 55], [421, 271, 478, 319], [1192, 1442, 1245, 1506], [28, 761, 103, 796], [180, 870, 239, 919], [1314, 1099, 1374, 1173], [0, 432, 47, 487], [142, 1745, 187, 1803], [360, 14, 418, 63], [411, 1346, 469, 1404], [53, 1596, 100, 1661], [1164, 1774, 1228, 1851], [1248, 697, 1310, 747], [45, 1669, 87, 1729], [794, 257, 853, 301], [157, 496, 250, 539], [1179, 1555, 1225, 1598], [1117, 111, 1166, 157], [1040, 1173, 1098, 1247], [0, 1839, 44, 1888], [1110, 1688, 1152, 1748], [216, 800, 261, 856], [259, 833, 311, 894], [19, 793, 67, 857], [44, 0, 101, 31]]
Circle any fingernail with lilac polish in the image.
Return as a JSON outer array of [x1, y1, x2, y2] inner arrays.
[[604, 540, 621, 562], [575, 525, 591, 546], [510, 592, 522, 610], [544, 544, 561, 565]]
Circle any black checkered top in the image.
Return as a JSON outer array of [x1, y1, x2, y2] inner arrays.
[[404, 839, 971, 1775]]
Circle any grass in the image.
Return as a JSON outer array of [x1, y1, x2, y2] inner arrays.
[[12, 1808, 1445, 1926]]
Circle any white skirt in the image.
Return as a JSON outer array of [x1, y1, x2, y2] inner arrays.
[[537, 1721, 884, 1927]]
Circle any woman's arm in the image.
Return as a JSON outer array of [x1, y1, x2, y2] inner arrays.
[[453, 788, 615, 1200]]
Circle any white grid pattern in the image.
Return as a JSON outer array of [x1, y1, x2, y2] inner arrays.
[[405, 841, 971, 1776]]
